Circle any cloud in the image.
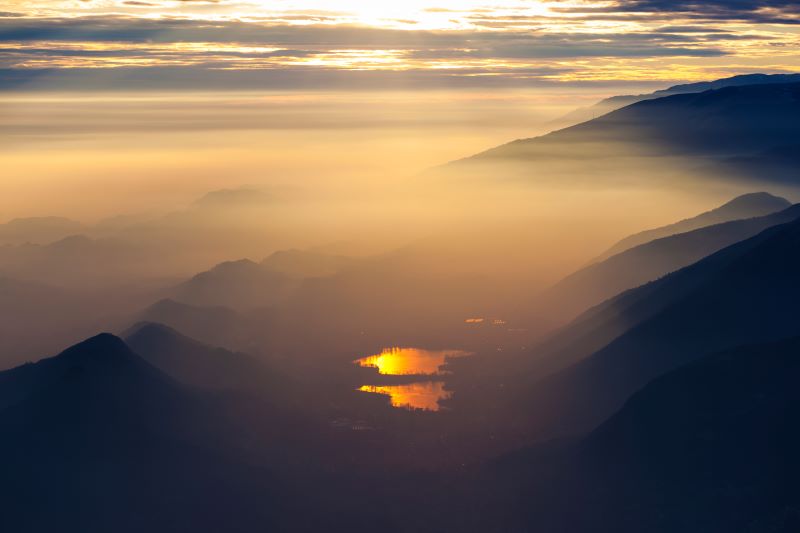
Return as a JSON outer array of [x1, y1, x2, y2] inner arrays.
[[553, 0, 800, 24], [0, 3, 797, 91], [0, 45, 317, 70], [0, 17, 464, 46], [410, 31, 730, 59], [0, 16, 731, 55], [0, 65, 588, 92]]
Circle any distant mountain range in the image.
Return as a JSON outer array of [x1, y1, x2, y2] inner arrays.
[[124, 322, 279, 391], [0, 234, 147, 288], [595, 191, 791, 260], [444, 77, 800, 187], [474, 83, 800, 160], [137, 298, 250, 351], [170, 259, 295, 311], [544, 195, 799, 320], [550, 72, 800, 130], [0, 216, 84, 246], [0, 187, 309, 291], [166, 250, 360, 312], [511, 212, 800, 438]]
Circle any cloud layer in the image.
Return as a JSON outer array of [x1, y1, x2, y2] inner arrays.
[[0, 1, 798, 89]]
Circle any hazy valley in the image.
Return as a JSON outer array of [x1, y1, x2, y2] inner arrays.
[[3, 41, 800, 532]]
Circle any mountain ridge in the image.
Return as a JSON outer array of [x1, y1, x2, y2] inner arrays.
[[596, 191, 791, 260], [124, 321, 276, 391], [440, 81, 800, 188], [511, 213, 800, 438], [550, 72, 800, 129], [498, 335, 800, 533], [0, 332, 287, 533], [542, 201, 800, 322]]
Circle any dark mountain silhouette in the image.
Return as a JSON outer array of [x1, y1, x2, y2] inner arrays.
[[513, 214, 800, 438], [551, 72, 800, 129], [124, 322, 276, 391], [596, 191, 790, 260], [476, 83, 800, 160], [171, 259, 295, 310], [137, 298, 250, 351], [544, 201, 800, 321], [0, 334, 285, 533], [447, 82, 800, 187], [0, 333, 174, 410], [659, 72, 800, 95], [500, 336, 800, 533]]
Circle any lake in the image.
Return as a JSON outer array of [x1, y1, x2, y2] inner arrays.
[[355, 347, 471, 411]]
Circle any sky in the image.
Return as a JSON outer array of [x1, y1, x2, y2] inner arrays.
[[1, 1, 799, 90]]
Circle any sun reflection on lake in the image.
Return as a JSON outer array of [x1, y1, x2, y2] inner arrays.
[[355, 347, 470, 375], [355, 347, 471, 411], [358, 382, 452, 411]]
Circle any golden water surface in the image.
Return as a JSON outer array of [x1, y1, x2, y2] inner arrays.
[[356, 347, 470, 411], [358, 382, 452, 411], [355, 347, 470, 375]]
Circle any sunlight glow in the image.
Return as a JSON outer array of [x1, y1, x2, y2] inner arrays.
[[358, 382, 452, 411], [355, 347, 470, 375], [245, 0, 551, 29]]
